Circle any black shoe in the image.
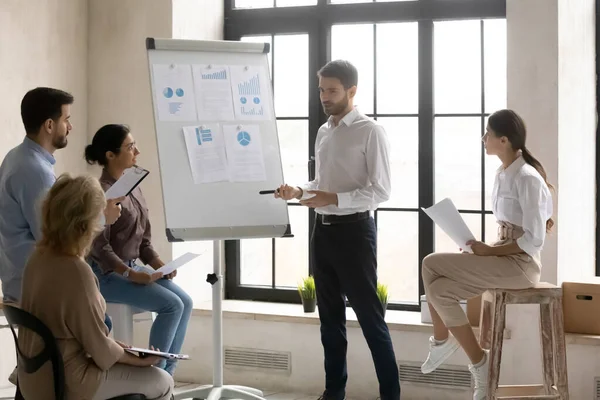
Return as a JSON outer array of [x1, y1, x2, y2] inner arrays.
[[317, 396, 345, 400]]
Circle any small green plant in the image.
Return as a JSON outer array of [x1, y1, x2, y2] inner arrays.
[[377, 281, 389, 305], [298, 275, 316, 300]]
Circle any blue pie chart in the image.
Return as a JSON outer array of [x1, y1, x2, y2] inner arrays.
[[163, 87, 174, 98], [237, 131, 251, 147]]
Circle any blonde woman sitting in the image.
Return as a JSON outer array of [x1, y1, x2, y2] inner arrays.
[[17, 174, 174, 400]]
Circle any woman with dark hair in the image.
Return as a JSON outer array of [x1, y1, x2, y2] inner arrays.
[[84, 124, 192, 376], [420, 109, 554, 399]]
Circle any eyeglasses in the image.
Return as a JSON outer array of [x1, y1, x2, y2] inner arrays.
[[123, 142, 137, 151]]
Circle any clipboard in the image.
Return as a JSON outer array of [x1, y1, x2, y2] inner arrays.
[[126, 346, 190, 360], [105, 166, 150, 200]]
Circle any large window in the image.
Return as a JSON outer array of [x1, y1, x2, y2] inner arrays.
[[223, 0, 507, 310]]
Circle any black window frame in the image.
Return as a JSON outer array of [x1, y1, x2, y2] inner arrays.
[[224, 0, 507, 311]]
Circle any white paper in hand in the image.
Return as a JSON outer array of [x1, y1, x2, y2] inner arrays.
[[156, 252, 202, 276], [422, 198, 476, 253]]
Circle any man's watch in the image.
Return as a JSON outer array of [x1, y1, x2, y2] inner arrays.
[[123, 268, 130, 278]]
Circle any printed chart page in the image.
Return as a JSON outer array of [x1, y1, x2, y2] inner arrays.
[[152, 64, 198, 121], [192, 65, 235, 121], [229, 66, 271, 121], [182, 124, 229, 184], [222, 124, 267, 182]]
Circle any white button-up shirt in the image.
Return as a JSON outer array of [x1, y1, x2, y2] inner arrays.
[[492, 155, 553, 259], [300, 108, 391, 215]]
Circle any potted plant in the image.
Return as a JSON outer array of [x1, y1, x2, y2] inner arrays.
[[298, 275, 316, 313], [377, 281, 389, 317]]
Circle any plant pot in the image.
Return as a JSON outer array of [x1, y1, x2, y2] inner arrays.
[[302, 297, 316, 313], [382, 302, 388, 318]]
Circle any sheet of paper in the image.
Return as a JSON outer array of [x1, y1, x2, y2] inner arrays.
[[192, 65, 235, 121], [229, 66, 271, 120], [152, 64, 198, 121], [104, 167, 149, 200], [223, 124, 267, 182], [156, 252, 201, 276], [422, 198, 476, 253], [182, 124, 229, 184]]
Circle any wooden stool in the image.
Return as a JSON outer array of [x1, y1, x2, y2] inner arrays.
[[478, 282, 569, 400]]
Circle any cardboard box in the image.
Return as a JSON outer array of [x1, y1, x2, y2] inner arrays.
[[467, 295, 482, 327], [562, 282, 600, 335]]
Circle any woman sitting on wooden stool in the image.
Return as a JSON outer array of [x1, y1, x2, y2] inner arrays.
[[420, 109, 554, 400], [18, 174, 174, 399]]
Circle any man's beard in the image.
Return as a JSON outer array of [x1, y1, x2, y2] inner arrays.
[[53, 135, 68, 149], [322, 96, 349, 116]]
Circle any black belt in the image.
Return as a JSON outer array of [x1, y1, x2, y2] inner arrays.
[[317, 211, 370, 225]]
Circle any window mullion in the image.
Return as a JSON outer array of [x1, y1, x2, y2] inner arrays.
[[418, 20, 435, 302]]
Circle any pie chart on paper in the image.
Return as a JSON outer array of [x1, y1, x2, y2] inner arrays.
[[237, 131, 251, 147]]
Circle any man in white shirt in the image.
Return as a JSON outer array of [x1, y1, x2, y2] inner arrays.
[[276, 60, 400, 400]]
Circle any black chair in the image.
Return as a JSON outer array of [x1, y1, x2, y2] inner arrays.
[[4, 305, 146, 400]]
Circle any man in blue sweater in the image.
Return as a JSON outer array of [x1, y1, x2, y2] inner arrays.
[[0, 87, 123, 303]]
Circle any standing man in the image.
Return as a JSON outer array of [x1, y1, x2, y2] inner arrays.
[[0, 87, 123, 304], [276, 60, 400, 400]]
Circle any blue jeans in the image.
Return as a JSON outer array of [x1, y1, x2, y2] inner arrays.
[[91, 261, 193, 375]]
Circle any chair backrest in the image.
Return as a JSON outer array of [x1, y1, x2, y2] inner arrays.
[[3, 305, 65, 400]]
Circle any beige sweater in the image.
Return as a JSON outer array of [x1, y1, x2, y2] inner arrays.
[[18, 248, 125, 400]]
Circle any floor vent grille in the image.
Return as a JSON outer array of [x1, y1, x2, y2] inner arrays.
[[224, 346, 291, 374], [398, 361, 472, 389]]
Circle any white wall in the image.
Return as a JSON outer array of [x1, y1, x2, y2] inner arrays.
[[556, 0, 597, 283], [507, 0, 597, 285], [0, 0, 89, 175], [88, 0, 174, 260], [0, 0, 89, 386], [172, 0, 224, 41], [506, 0, 560, 284]]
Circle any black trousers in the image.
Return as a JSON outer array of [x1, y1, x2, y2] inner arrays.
[[312, 216, 401, 400]]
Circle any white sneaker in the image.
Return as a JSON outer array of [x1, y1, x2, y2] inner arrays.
[[469, 349, 490, 400], [421, 336, 460, 374]]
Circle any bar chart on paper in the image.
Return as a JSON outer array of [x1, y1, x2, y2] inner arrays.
[[241, 107, 264, 117], [230, 66, 270, 120], [201, 69, 227, 80], [193, 65, 235, 121], [237, 74, 261, 96], [195, 127, 213, 144]]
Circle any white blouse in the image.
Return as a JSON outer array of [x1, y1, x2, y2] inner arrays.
[[492, 155, 553, 258]]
